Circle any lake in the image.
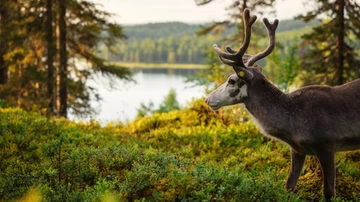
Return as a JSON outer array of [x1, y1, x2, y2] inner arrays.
[[85, 67, 205, 123]]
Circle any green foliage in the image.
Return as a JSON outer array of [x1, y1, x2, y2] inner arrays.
[[98, 20, 324, 65], [124, 22, 202, 40], [136, 88, 180, 118], [157, 89, 180, 113], [1, 100, 360, 201], [266, 40, 301, 92], [0, 99, 10, 108], [0, 0, 131, 119], [185, 45, 235, 94], [137, 101, 155, 118], [296, 0, 360, 85], [186, 20, 319, 92], [106, 35, 212, 64]]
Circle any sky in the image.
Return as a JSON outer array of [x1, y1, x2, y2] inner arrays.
[[94, 0, 308, 25]]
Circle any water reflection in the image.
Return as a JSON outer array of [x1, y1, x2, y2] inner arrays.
[[88, 67, 205, 124]]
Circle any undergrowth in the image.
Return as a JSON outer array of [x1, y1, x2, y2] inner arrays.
[[1, 99, 360, 201]]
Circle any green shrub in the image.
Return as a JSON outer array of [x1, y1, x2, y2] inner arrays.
[[1, 100, 360, 201]]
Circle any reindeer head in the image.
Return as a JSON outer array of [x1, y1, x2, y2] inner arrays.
[[205, 9, 279, 110]]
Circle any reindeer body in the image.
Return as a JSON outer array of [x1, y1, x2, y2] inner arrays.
[[243, 70, 360, 154], [205, 9, 360, 201]]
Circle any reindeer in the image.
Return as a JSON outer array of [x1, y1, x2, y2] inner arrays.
[[205, 8, 360, 201]]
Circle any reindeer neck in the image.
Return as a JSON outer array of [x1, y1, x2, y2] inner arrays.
[[243, 77, 293, 139]]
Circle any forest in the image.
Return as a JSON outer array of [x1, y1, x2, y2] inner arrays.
[[1, 0, 360, 201], [99, 20, 321, 64]]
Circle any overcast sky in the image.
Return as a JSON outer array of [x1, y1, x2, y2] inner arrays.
[[94, 0, 308, 25]]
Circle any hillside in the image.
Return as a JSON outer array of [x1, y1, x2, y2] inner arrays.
[[98, 20, 319, 65], [122, 19, 319, 41], [123, 22, 203, 40]]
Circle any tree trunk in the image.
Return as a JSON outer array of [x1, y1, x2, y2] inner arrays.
[[0, 50, 6, 85], [335, 0, 345, 85], [0, 1, 9, 85], [46, 0, 55, 115], [57, 0, 67, 118]]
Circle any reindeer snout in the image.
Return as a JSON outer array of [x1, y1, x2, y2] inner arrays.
[[205, 95, 212, 106], [205, 95, 213, 106], [205, 96, 210, 105], [205, 95, 220, 110]]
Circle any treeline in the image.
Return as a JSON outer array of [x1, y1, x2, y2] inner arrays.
[[122, 22, 203, 40], [100, 22, 224, 64], [105, 35, 215, 64], [100, 20, 320, 64]]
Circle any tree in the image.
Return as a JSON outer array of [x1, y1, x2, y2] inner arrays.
[[46, 0, 55, 115], [59, 0, 133, 118], [195, 0, 276, 43], [0, 0, 132, 118], [136, 88, 180, 119], [0, 0, 12, 85], [0, 0, 49, 110], [157, 89, 180, 113], [297, 0, 360, 86], [58, 0, 67, 118], [266, 41, 300, 92]]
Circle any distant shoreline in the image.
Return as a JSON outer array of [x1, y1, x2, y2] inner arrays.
[[113, 62, 207, 69]]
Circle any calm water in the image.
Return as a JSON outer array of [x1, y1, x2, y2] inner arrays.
[[87, 68, 205, 123]]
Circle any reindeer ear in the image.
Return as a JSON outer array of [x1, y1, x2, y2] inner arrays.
[[233, 66, 253, 82]]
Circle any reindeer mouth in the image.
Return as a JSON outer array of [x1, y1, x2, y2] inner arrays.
[[208, 104, 221, 111], [205, 97, 221, 110]]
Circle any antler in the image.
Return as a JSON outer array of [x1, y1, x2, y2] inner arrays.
[[212, 8, 257, 69], [212, 9, 279, 81], [246, 18, 279, 67]]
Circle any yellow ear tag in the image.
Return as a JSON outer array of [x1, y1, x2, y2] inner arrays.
[[238, 71, 245, 77]]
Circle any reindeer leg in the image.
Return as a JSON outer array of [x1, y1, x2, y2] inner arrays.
[[316, 151, 336, 202], [285, 149, 306, 191]]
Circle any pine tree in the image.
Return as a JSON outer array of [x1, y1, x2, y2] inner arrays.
[[57, 0, 67, 118], [0, 0, 12, 85], [0, 0, 131, 118], [195, 0, 276, 43], [46, 0, 55, 115], [297, 0, 360, 85]]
